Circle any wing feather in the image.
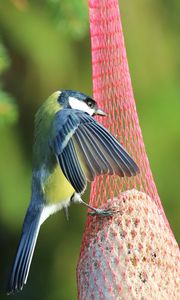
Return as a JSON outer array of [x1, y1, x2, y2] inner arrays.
[[80, 125, 124, 176], [85, 122, 136, 176], [50, 109, 139, 194], [75, 126, 115, 176], [74, 131, 97, 181], [58, 139, 86, 193]]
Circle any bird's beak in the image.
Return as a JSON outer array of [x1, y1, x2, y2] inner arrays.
[[95, 108, 107, 116]]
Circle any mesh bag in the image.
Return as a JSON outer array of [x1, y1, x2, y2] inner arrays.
[[77, 0, 180, 299]]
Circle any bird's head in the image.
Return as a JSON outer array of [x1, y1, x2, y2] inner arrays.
[[57, 90, 106, 117]]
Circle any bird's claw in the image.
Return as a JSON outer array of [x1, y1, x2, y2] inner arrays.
[[88, 208, 119, 217]]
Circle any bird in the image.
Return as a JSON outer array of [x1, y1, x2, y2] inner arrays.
[[7, 90, 139, 294]]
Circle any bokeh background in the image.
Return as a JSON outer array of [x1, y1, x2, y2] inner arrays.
[[0, 0, 179, 299]]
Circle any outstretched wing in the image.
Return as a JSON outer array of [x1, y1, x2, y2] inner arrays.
[[49, 109, 139, 194]]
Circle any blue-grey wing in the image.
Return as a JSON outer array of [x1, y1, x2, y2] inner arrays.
[[50, 109, 87, 193], [50, 109, 139, 194]]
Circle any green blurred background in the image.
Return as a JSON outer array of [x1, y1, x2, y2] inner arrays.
[[0, 0, 179, 299]]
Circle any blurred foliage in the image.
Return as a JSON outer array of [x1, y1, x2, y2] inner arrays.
[[0, 0, 179, 299], [0, 42, 10, 72], [0, 91, 18, 125], [0, 41, 18, 125], [44, 0, 88, 39]]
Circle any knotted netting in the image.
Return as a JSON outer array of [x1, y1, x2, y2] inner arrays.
[[77, 0, 180, 299]]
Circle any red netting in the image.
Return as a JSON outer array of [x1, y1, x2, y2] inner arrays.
[[77, 0, 180, 299], [88, 0, 161, 212]]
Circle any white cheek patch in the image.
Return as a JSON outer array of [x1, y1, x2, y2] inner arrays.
[[69, 97, 94, 116]]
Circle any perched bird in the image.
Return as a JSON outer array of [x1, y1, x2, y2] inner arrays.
[[7, 90, 139, 294]]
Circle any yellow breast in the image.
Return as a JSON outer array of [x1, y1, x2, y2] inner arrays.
[[44, 166, 75, 204]]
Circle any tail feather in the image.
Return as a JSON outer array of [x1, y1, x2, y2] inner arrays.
[[7, 207, 42, 294]]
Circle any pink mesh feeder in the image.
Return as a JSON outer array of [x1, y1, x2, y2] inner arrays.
[[77, 0, 180, 299]]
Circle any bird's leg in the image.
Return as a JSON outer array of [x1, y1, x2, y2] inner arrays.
[[63, 206, 69, 221], [71, 193, 115, 217], [81, 200, 115, 216]]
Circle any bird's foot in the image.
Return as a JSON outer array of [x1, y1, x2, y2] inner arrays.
[[71, 193, 119, 217], [88, 208, 118, 217]]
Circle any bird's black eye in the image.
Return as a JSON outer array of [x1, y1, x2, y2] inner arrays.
[[86, 98, 95, 109]]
